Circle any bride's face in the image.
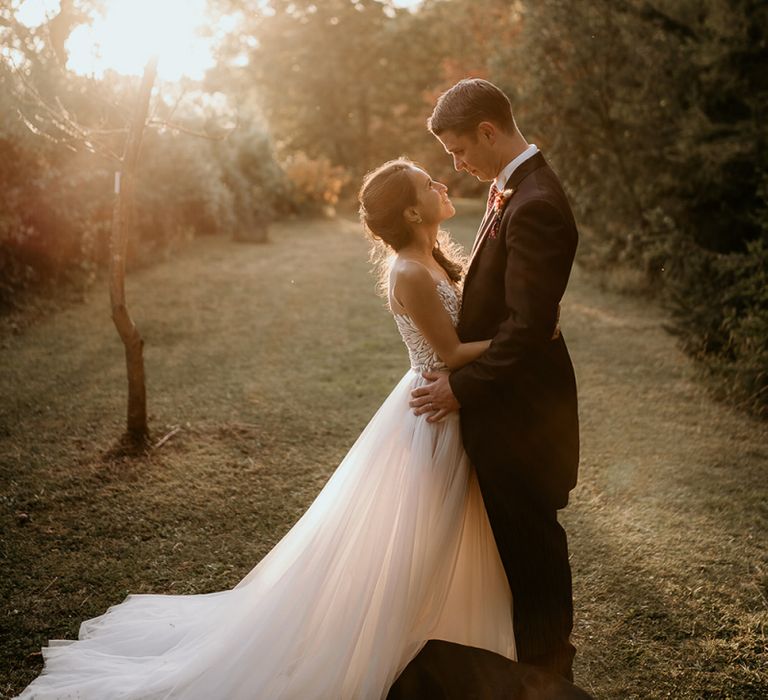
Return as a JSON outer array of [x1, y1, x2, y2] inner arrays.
[[407, 167, 455, 225]]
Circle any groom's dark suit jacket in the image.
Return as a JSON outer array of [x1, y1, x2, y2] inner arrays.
[[449, 151, 579, 511]]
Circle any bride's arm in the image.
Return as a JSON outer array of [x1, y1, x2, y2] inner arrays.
[[392, 262, 490, 371]]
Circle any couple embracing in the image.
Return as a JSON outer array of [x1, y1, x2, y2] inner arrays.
[[17, 79, 587, 700]]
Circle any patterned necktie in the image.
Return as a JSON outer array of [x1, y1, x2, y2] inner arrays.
[[470, 183, 500, 260], [487, 183, 499, 213]]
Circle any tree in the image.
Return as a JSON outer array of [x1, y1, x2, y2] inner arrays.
[[662, 0, 768, 416], [221, 0, 443, 177], [10, 47, 159, 448], [501, 0, 767, 415], [3, 4, 242, 447], [109, 56, 157, 447]]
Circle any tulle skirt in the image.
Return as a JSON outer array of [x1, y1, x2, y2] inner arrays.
[[17, 370, 515, 699]]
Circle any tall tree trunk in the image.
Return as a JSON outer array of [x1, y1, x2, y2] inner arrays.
[[109, 56, 157, 447]]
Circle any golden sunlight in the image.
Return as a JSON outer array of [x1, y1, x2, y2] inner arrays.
[[68, 0, 215, 80], [16, 0, 217, 80]]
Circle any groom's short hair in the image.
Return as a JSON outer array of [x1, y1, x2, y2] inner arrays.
[[428, 78, 515, 137]]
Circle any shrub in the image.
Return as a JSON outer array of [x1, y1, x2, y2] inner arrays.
[[504, 0, 768, 418], [667, 237, 768, 418], [281, 151, 349, 216], [0, 64, 289, 303]]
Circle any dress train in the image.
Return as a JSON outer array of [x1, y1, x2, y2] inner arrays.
[[18, 372, 514, 700]]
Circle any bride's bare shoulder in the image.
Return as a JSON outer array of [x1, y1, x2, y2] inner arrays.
[[390, 257, 434, 283], [388, 257, 438, 314]]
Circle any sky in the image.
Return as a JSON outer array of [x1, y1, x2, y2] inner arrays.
[[13, 0, 423, 81], [14, 0, 217, 80]]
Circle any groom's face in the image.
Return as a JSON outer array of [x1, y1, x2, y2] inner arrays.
[[435, 128, 497, 182]]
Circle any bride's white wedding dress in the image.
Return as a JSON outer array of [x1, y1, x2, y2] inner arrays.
[[17, 280, 515, 700]]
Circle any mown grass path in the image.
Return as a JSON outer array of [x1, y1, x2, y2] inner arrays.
[[1, 211, 766, 698]]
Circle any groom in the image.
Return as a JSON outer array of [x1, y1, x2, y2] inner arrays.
[[404, 79, 581, 686]]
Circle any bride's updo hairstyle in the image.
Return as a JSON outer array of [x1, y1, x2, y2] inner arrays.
[[358, 158, 465, 295]]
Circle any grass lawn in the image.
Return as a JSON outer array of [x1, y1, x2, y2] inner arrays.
[[1, 206, 766, 698]]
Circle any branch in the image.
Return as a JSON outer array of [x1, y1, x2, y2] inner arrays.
[[154, 425, 182, 449], [162, 85, 189, 124], [16, 111, 70, 145], [147, 117, 238, 141], [614, 0, 698, 41], [54, 94, 80, 126], [84, 127, 129, 136], [89, 91, 131, 129], [10, 58, 122, 163], [147, 79, 188, 124]]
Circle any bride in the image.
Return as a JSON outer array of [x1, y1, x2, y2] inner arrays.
[[16, 158, 515, 700]]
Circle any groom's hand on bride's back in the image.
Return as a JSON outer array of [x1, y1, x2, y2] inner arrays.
[[409, 371, 460, 422]]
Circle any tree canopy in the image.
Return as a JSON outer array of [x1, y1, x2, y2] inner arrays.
[[2, 0, 765, 415]]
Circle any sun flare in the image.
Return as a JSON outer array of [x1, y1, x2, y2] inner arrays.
[[15, 0, 217, 81]]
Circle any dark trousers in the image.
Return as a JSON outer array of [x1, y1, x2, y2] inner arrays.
[[387, 640, 593, 700], [476, 469, 575, 680]]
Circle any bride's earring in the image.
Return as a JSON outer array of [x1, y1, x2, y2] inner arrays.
[[414, 214, 422, 224]]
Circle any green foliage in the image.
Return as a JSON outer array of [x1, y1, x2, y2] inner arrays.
[[2, 0, 765, 414], [0, 61, 114, 304], [672, 0, 767, 254], [660, 2, 768, 416], [239, 1, 392, 170], [506, 0, 689, 268], [216, 121, 292, 225], [667, 237, 768, 417], [495, 0, 768, 416], [0, 87, 286, 305], [135, 121, 287, 249], [223, 0, 448, 179], [0, 5, 289, 307]]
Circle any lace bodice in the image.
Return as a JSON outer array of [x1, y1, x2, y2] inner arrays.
[[392, 279, 461, 372]]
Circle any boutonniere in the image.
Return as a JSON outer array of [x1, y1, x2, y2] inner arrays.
[[489, 187, 515, 239]]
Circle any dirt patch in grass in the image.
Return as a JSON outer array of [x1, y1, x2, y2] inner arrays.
[[2, 212, 766, 698]]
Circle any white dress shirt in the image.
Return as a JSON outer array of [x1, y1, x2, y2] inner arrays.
[[494, 143, 540, 191]]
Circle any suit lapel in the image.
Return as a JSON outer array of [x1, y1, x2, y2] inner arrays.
[[464, 152, 547, 281], [501, 151, 546, 192]]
